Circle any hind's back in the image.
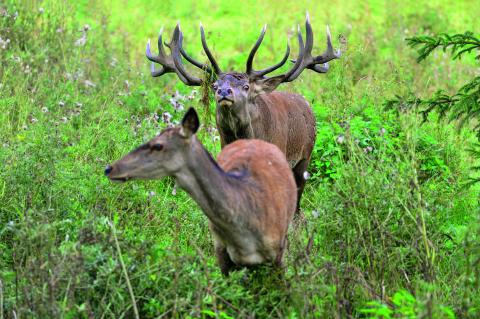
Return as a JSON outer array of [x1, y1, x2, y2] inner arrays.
[[218, 139, 293, 183], [217, 139, 297, 232]]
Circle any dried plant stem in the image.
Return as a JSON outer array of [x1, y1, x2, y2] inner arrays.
[[0, 278, 3, 319], [109, 221, 139, 319]]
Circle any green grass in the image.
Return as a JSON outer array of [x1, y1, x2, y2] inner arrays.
[[1, 0, 479, 318]]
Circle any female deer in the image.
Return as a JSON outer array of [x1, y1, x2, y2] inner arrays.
[[105, 108, 297, 275]]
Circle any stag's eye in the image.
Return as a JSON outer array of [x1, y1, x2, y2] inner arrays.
[[243, 84, 249, 91], [212, 84, 218, 91], [151, 144, 164, 151]]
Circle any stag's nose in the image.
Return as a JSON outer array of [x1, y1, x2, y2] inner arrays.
[[217, 88, 233, 98], [105, 165, 113, 176]]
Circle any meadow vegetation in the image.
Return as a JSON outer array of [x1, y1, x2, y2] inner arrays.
[[0, 0, 479, 318]]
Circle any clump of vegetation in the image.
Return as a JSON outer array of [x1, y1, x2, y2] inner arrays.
[[1, 0, 479, 318], [385, 31, 480, 184]]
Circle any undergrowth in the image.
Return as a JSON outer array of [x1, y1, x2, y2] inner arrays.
[[0, 0, 479, 318]]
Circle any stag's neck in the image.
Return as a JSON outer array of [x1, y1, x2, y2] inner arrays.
[[216, 104, 256, 142], [174, 138, 242, 226]]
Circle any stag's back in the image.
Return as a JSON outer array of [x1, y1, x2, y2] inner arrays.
[[251, 91, 316, 167]]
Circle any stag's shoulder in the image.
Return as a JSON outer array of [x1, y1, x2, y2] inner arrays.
[[256, 92, 312, 115], [262, 91, 309, 104]]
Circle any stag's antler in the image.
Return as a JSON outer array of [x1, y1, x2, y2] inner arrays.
[[245, 12, 341, 83], [146, 24, 205, 86], [147, 14, 340, 86], [287, 14, 342, 79]]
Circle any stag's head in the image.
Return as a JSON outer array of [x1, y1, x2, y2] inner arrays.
[[105, 108, 200, 182], [146, 13, 341, 117]]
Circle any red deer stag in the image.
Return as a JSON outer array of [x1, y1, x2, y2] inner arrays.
[[146, 14, 340, 210], [105, 108, 297, 275]]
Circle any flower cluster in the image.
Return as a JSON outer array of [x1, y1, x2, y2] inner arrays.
[[0, 36, 10, 49]]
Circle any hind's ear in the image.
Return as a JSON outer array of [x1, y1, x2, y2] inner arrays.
[[181, 107, 200, 137]]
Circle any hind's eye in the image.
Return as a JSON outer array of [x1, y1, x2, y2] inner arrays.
[[243, 84, 249, 91], [151, 144, 164, 151], [212, 84, 218, 90]]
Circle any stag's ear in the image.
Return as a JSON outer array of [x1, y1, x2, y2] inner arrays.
[[180, 107, 200, 137], [253, 75, 285, 94]]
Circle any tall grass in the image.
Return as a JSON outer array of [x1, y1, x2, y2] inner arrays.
[[0, 0, 479, 318]]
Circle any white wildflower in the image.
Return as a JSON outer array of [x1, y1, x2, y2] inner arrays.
[[41, 107, 48, 113], [38, 7, 44, 14], [162, 112, 172, 123], [75, 34, 87, 47], [363, 146, 373, 154], [187, 90, 197, 100], [0, 37, 10, 50], [303, 171, 310, 180], [312, 210, 319, 218], [84, 80, 96, 88], [336, 134, 345, 144], [174, 102, 184, 112]]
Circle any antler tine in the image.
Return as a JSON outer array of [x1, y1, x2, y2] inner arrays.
[[283, 13, 313, 82], [246, 24, 267, 75], [305, 12, 313, 55], [200, 23, 222, 75], [284, 14, 341, 80], [283, 24, 306, 81], [246, 25, 291, 79], [255, 43, 291, 77], [171, 24, 202, 85], [180, 46, 213, 74], [146, 27, 176, 77], [145, 24, 202, 85], [176, 27, 213, 74], [313, 25, 342, 65], [145, 27, 163, 63]]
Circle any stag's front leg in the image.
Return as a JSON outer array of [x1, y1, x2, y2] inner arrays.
[[214, 241, 236, 276]]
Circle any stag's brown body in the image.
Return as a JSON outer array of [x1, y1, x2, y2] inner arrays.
[[105, 108, 296, 275], [146, 14, 340, 210], [217, 91, 316, 183]]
